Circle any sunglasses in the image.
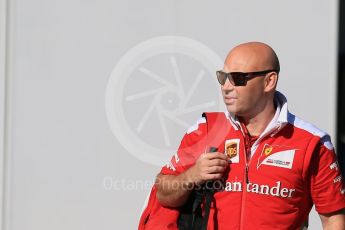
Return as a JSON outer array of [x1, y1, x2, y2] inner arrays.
[[216, 69, 276, 86]]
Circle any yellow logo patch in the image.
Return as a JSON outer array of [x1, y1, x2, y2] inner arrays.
[[224, 139, 240, 163], [226, 142, 238, 159], [264, 147, 273, 156]]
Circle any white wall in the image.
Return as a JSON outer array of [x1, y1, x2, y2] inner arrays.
[[0, 0, 8, 228], [1, 0, 338, 229]]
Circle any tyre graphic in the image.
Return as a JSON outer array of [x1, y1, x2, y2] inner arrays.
[[105, 36, 224, 166]]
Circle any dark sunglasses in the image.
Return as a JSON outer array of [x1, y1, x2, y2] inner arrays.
[[216, 69, 276, 86]]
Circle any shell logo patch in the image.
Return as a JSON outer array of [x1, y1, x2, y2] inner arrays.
[[225, 139, 240, 163]]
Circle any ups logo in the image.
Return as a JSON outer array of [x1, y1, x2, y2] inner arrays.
[[226, 142, 238, 159]]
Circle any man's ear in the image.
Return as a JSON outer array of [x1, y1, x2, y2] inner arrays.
[[264, 72, 278, 92]]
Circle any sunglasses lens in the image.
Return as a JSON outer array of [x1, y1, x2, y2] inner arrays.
[[216, 71, 227, 85], [231, 73, 247, 86], [216, 71, 249, 86]]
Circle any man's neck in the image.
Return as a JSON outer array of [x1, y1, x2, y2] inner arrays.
[[238, 101, 276, 137]]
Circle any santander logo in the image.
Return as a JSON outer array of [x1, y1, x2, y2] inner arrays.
[[222, 180, 296, 198]]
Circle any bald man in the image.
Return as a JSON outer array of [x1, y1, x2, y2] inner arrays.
[[140, 42, 345, 229]]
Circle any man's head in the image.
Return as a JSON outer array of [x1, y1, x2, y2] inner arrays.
[[219, 42, 280, 118]]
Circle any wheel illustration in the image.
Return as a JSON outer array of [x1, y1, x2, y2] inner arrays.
[[105, 36, 224, 166]]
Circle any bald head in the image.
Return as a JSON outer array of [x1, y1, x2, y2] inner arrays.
[[224, 42, 280, 73]]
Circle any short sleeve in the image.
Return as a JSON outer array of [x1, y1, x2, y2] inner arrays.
[[160, 117, 207, 175], [310, 139, 345, 214]]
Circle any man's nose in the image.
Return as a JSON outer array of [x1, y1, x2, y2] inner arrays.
[[221, 78, 234, 91]]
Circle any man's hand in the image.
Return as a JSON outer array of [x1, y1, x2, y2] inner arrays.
[[156, 152, 229, 208], [185, 152, 229, 185]]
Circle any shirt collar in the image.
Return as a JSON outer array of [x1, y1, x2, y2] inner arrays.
[[225, 91, 289, 137]]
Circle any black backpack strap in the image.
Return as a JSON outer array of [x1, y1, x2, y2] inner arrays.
[[201, 188, 214, 230], [191, 146, 218, 230], [199, 113, 229, 230], [178, 112, 229, 230]]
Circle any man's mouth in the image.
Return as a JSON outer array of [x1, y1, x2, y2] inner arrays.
[[224, 96, 237, 104]]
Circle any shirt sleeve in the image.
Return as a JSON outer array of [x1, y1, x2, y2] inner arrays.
[[160, 116, 207, 175], [310, 137, 345, 214]]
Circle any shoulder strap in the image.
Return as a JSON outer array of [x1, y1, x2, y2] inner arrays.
[[179, 112, 230, 230], [199, 112, 230, 230], [201, 188, 214, 230], [202, 112, 230, 150]]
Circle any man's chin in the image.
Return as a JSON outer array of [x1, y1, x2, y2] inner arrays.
[[226, 105, 239, 115]]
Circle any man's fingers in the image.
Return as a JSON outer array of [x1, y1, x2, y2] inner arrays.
[[204, 173, 223, 180], [202, 152, 228, 160], [197, 153, 229, 169], [206, 165, 226, 174], [208, 158, 228, 167], [192, 152, 230, 184]]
